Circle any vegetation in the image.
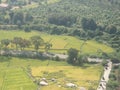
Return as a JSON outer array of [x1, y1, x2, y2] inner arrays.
[[0, 56, 103, 90], [106, 66, 120, 90], [0, 30, 114, 54], [0, 0, 119, 89], [0, 0, 119, 51], [32, 64, 103, 90]]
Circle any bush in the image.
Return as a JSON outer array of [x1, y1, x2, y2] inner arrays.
[[105, 25, 117, 34], [24, 25, 31, 32], [101, 60, 108, 66], [54, 56, 60, 61], [111, 58, 120, 63]]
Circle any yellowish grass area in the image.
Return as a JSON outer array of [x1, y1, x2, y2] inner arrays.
[[22, 3, 39, 9], [47, 0, 60, 4], [32, 65, 103, 90]]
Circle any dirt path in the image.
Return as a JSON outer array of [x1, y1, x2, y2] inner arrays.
[[97, 61, 112, 90]]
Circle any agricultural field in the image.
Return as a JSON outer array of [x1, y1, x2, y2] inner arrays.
[[32, 65, 103, 90], [0, 57, 38, 90], [0, 30, 114, 54], [0, 56, 103, 90]]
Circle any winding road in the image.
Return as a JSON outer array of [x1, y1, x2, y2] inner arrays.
[[97, 61, 112, 90]]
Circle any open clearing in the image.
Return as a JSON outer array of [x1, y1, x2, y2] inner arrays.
[[0, 30, 114, 54], [0, 56, 103, 90]]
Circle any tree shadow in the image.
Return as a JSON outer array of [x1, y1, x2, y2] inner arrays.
[[0, 56, 11, 62], [81, 64, 91, 69]]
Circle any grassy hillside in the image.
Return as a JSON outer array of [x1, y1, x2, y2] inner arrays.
[[0, 30, 114, 54], [0, 56, 103, 90]]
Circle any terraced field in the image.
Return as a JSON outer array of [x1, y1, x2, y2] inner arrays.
[[0, 56, 103, 90], [0, 30, 114, 54], [1, 68, 37, 90], [0, 57, 37, 90]]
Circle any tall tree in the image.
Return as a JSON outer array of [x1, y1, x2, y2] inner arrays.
[[67, 48, 78, 64], [13, 12, 24, 25], [12, 37, 22, 50], [105, 25, 117, 34], [45, 42, 52, 52], [81, 18, 97, 30], [18, 39, 31, 50], [30, 36, 44, 51], [1, 39, 10, 48]]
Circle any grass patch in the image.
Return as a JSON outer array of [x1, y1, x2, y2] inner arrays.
[[0, 30, 114, 54], [1, 68, 37, 90], [0, 57, 69, 90], [0, 56, 103, 90], [31, 65, 103, 90]]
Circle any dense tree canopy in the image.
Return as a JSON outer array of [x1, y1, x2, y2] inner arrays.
[[48, 14, 77, 27], [30, 36, 44, 51], [81, 18, 97, 30], [67, 48, 78, 64]]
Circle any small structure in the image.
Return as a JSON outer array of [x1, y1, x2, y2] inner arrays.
[[11, 6, 20, 10], [66, 83, 77, 88], [79, 87, 86, 90], [51, 78, 56, 82], [0, 3, 8, 8], [87, 58, 103, 63], [0, 3, 9, 10], [39, 81, 48, 86]]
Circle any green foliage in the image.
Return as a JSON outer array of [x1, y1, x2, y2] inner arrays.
[[30, 36, 44, 51], [77, 54, 87, 65], [45, 42, 52, 52], [67, 48, 78, 64], [109, 52, 120, 63], [101, 60, 108, 66], [106, 80, 119, 90], [13, 12, 24, 25], [12, 37, 31, 50], [81, 18, 97, 30], [105, 25, 117, 34], [109, 73, 117, 80], [67, 48, 88, 66], [48, 14, 77, 27], [0, 30, 114, 54], [24, 25, 31, 32], [1, 39, 10, 48]]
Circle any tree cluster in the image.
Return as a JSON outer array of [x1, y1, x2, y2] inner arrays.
[[48, 14, 77, 27], [67, 48, 87, 66], [0, 11, 33, 27], [0, 36, 52, 52]]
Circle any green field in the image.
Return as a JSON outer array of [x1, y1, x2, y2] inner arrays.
[[0, 56, 103, 90], [0, 30, 114, 54], [0, 57, 38, 90], [0, 56, 69, 90]]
